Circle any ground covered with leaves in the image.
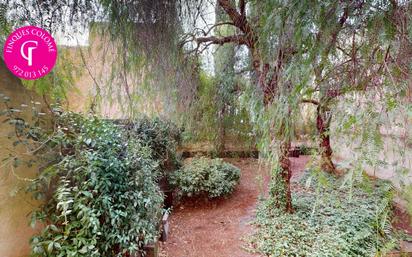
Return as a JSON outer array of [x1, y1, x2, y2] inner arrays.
[[248, 172, 400, 257]]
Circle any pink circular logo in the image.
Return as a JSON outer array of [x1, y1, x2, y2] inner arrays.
[[3, 26, 58, 80]]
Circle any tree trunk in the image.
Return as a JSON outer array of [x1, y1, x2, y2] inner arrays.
[[256, 55, 293, 212], [264, 94, 293, 213], [215, 105, 226, 154], [279, 140, 293, 212], [268, 140, 293, 213], [316, 105, 336, 174]]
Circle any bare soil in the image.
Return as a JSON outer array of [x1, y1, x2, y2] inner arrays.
[[393, 206, 412, 236], [160, 156, 311, 257]]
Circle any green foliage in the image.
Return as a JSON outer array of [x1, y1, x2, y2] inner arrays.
[[121, 116, 182, 172], [0, 101, 172, 256], [169, 157, 240, 199], [183, 71, 218, 142], [249, 172, 399, 257], [183, 71, 219, 143], [184, 70, 254, 151], [268, 166, 290, 210], [92, 0, 195, 119], [22, 49, 82, 101], [298, 145, 316, 155], [25, 112, 163, 256]]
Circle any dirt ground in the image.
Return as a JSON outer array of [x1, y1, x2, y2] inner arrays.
[[393, 206, 412, 236], [160, 156, 311, 257]]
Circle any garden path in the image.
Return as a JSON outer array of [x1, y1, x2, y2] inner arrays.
[[160, 156, 311, 257]]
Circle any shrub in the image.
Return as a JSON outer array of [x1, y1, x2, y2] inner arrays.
[[248, 172, 399, 257], [169, 157, 240, 199], [121, 117, 182, 173], [3, 110, 164, 257]]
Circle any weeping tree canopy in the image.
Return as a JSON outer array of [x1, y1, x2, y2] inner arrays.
[[179, 0, 411, 212], [0, 0, 201, 118], [1, 0, 411, 212]]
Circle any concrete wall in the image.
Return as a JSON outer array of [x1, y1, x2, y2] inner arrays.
[[64, 26, 167, 119], [334, 134, 412, 188], [0, 59, 43, 257]]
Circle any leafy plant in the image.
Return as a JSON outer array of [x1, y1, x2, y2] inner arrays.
[[27, 112, 164, 257], [248, 172, 399, 257], [182, 70, 254, 153], [121, 116, 182, 172], [0, 102, 167, 257], [169, 157, 240, 199]]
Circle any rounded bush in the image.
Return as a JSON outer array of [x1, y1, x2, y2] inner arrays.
[[170, 157, 241, 199]]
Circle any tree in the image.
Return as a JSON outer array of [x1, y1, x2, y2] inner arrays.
[[2, 0, 410, 215], [300, 0, 411, 174], [191, 0, 412, 211], [193, 0, 299, 212]]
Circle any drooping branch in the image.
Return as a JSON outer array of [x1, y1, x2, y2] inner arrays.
[[196, 35, 248, 45], [301, 99, 320, 105], [203, 21, 234, 36], [326, 4, 350, 54]]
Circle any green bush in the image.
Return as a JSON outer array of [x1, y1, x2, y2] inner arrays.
[[248, 172, 399, 257], [121, 117, 182, 173], [169, 157, 240, 199], [2, 110, 165, 257]]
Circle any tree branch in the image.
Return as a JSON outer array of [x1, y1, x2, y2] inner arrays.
[[204, 21, 234, 36], [239, 0, 246, 17], [196, 35, 248, 45], [217, 0, 256, 47], [301, 99, 320, 105]]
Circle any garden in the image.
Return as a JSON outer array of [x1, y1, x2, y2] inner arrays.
[[0, 0, 412, 257]]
